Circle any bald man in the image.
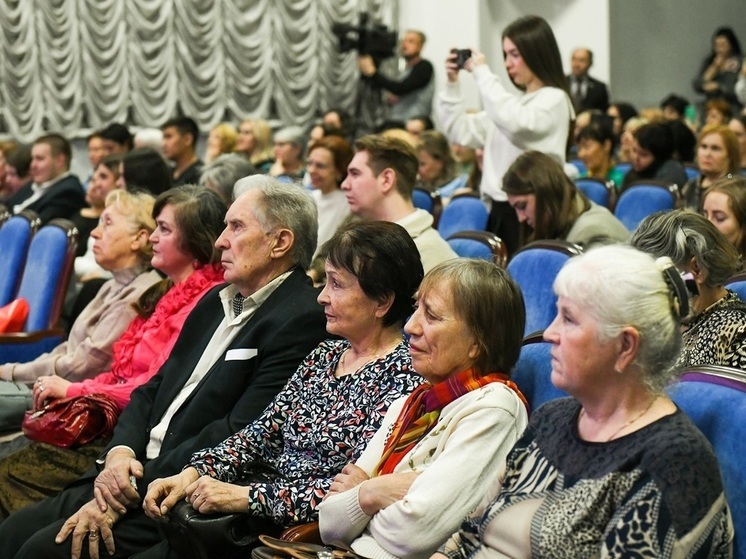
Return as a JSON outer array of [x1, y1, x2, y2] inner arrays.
[[567, 48, 609, 113]]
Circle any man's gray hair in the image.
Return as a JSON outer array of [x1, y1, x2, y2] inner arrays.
[[234, 175, 318, 269], [200, 153, 256, 204]]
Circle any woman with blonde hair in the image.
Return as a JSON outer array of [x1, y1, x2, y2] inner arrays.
[[205, 123, 238, 164], [0, 190, 161, 431], [235, 118, 274, 172]]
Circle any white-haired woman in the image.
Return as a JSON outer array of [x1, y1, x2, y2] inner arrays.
[[434, 245, 733, 558]]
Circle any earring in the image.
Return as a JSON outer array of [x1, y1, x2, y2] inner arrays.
[[192, 259, 202, 269]]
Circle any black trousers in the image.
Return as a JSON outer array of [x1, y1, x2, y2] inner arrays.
[[487, 200, 521, 256], [0, 480, 171, 559]]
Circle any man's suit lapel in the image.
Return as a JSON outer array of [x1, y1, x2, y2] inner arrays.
[[171, 268, 310, 411]]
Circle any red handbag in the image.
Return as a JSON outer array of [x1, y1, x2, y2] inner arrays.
[[21, 394, 120, 448]]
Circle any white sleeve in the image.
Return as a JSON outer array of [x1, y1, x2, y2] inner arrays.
[[365, 399, 525, 559], [736, 74, 746, 105], [471, 65, 571, 142], [436, 80, 490, 149], [318, 396, 406, 546]]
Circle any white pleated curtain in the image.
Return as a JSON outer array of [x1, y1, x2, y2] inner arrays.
[[0, 0, 397, 141]]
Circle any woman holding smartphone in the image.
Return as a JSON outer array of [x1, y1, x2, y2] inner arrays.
[[438, 15, 574, 254]]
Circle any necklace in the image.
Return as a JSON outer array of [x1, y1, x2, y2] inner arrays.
[[337, 339, 401, 377], [581, 395, 659, 442]]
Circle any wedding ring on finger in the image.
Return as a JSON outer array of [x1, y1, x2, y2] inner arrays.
[[89, 530, 99, 539]]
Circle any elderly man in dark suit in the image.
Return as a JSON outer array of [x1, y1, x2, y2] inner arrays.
[[10, 133, 85, 223], [0, 177, 328, 559], [567, 48, 610, 114]]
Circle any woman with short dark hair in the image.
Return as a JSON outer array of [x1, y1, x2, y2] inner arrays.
[[318, 259, 529, 559], [621, 122, 689, 189], [143, 220, 424, 545]]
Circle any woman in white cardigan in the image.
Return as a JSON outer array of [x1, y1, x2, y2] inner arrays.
[[318, 259, 529, 559], [437, 15, 574, 255]]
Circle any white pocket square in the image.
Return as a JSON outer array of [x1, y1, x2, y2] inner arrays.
[[225, 348, 258, 361]]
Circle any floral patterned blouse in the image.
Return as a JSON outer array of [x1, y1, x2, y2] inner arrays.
[[189, 339, 422, 527]]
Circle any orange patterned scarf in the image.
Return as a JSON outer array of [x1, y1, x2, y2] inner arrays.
[[373, 368, 528, 476]]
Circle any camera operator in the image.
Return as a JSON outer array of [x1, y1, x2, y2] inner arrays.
[[358, 30, 435, 126]]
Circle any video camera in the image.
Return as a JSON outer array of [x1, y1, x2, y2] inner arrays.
[[332, 12, 398, 60]]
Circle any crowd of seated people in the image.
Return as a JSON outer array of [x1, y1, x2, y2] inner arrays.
[[2, 16, 746, 559], [0, 187, 227, 518]]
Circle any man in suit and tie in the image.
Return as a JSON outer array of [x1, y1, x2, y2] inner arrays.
[[567, 48, 610, 114], [0, 177, 328, 559], [11, 133, 85, 223]]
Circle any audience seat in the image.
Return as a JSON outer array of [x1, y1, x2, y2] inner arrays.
[[436, 193, 488, 240], [667, 365, 746, 559], [412, 188, 443, 228], [0, 218, 78, 363], [446, 231, 507, 266], [506, 240, 583, 336], [568, 159, 587, 176], [0, 210, 40, 307], [724, 272, 746, 302], [614, 180, 678, 232], [683, 163, 700, 182], [512, 333, 568, 413], [611, 162, 632, 181], [575, 177, 615, 209]]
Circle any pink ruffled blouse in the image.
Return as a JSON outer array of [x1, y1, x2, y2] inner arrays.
[[65, 263, 225, 409]]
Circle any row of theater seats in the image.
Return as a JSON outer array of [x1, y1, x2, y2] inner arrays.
[[415, 179, 682, 238], [0, 205, 78, 363]]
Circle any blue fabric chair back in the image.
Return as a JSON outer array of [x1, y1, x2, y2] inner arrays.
[[446, 231, 507, 266], [437, 195, 488, 240], [611, 162, 632, 179], [667, 366, 746, 559], [725, 273, 746, 302], [0, 212, 38, 306], [412, 188, 434, 213], [683, 164, 700, 182], [614, 184, 676, 232], [15, 219, 77, 331], [575, 178, 612, 209], [507, 241, 582, 336], [512, 339, 568, 413], [568, 159, 587, 175]]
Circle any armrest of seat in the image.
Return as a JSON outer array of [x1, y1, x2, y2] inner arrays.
[[0, 327, 66, 363], [280, 522, 322, 544]]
